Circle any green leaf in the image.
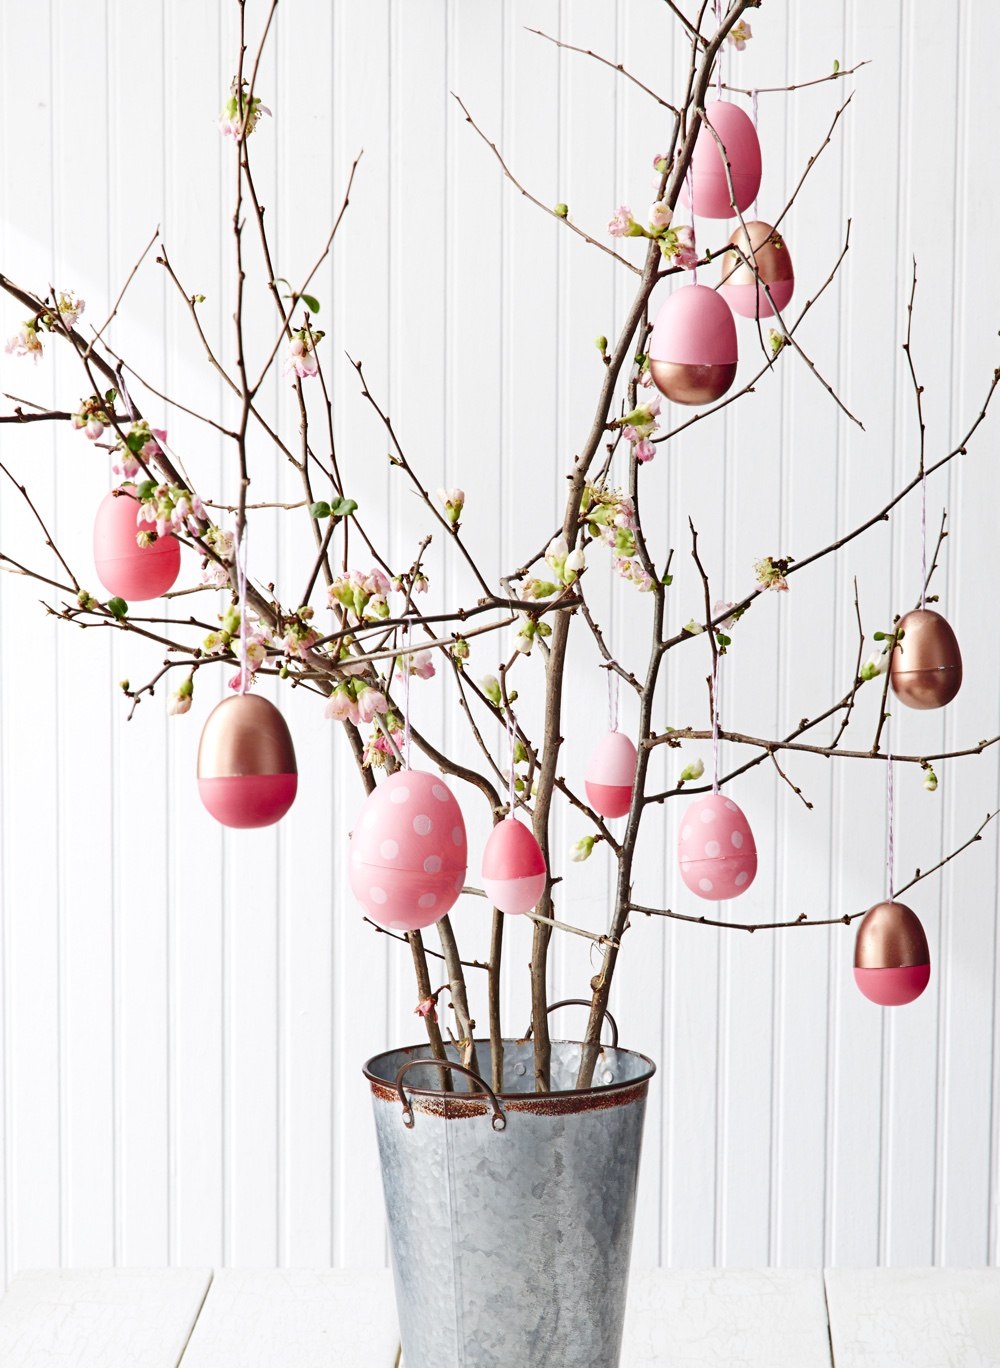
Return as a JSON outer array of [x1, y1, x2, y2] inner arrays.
[[832, 58, 840, 73], [309, 500, 331, 519], [105, 388, 117, 404], [331, 497, 358, 518], [716, 632, 731, 648], [136, 478, 157, 501], [301, 293, 321, 315], [107, 597, 128, 620], [661, 573, 673, 586], [873, 630, 886, 641]]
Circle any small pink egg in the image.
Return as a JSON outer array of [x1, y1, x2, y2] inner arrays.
[[678, 99, 762, 219], [197, 694, 298, 829], [349, 770, 468, 932], [482, 817, 547, 915], [585, 730, 638, 819], [677, 792, 757, 900], [93, 486, 180, 601], [648, 285, 739, 406], [853, 900, 931, 1006]]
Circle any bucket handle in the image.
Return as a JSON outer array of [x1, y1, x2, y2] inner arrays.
[[395, 1060, 507, 1132], [523, 998, 619, 1050]]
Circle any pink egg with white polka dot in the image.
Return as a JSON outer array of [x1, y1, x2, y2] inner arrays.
[[677, 792, 757, 901], [349, 770, 468, 931]]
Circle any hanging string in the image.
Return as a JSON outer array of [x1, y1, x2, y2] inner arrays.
[[402, 621, 412, 771], [751, 89, 759, 219], [235, 521, 250, 694], [607, 669, 620, 734], [507, 710, 517, 817], [885, 735, 895, 900], [919, 464, 928, 611], [686, 165, 698, 286], [715, 0, 723, 100], [711, 650, 722, 794]]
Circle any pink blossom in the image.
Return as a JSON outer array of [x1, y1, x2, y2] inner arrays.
[[356, 686, 388, 724], [285, 333, 320, 380], [5, 322, 43, 363], [325, 686, 360, 723], [167, 690, 192, 715], [652, 152, 669, 174], [607, 205, 634, 238], [727, 20, 752, 50], [414, 996, 438, 1023], [635, 438, 655, 463], [648, 201, 673, 231], [398, 650, 435, 681], [673, 225, 699, 271]]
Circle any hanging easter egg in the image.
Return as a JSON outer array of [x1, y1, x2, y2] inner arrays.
[[482, 817, 547, 915], [889, 608, 963, 710], [585, 730, 638, 819], [678, 100, 762, 219], [719, 221, 795, 319], [677, 792, 757, 900], [648, 284, 738, 406], [349, 770, 468, 932], [93, 485, 180, 601], [854, 900, 930, 1006], [197, 693, 298, 828]]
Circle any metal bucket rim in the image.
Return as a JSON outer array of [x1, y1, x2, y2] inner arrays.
[[363, 1036, 657, 1105]]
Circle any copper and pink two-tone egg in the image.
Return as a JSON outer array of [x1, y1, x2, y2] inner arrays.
[[349, 770, 467, 932], [481, 817, 546, 915], [854, 900, 930, 1006], [93, 485, 181, 601], [648, 284, 739, 406], [677, 793, 757, 900], [585, 731, 638, 819], [719, 221, 795, 319], [197, 694, 298, 828]]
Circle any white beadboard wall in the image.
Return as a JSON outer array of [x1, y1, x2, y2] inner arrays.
[[0, 0, 998, 1286]]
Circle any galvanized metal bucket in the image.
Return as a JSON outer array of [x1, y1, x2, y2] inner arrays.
[[364, 1032, 655, 1368]]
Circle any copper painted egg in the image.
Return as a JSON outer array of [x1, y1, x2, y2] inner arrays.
[[481, 817, 547, 915], [854, 900, 930, 1006], [677, 792, 757, 900], [585, 730, 638, 819], [197, 693, 298, 828], [93, 486, 180, 601], [889, 609, 962, 709], [648, 284, 738, 405], [349, 770, 467, 932], [678, 99, 762, 219], [719, 221, 794, 319]]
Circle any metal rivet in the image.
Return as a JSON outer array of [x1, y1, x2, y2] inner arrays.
[[514, 1062, 527, 1077], [602, 1070, 614, 1084]]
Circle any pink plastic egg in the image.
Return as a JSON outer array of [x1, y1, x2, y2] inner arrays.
[[854, 900, 931, 1006], [585, 730, 638, 819], [93, 486, 180, 601], [197, 693, 298, 828], [678, 100, 762, 219], [349, 770, 468, 932], [677, 792, 757, 900], [648, 285, 739, 406], [482, 817, 547, 915]]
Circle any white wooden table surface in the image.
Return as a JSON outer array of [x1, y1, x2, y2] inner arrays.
[[1, 1266, 998, 1366]]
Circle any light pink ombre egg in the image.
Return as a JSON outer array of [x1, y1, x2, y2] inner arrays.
[[482, 817, 547, 915], [677, 792, 757, 900], [648, 285, 739, 406], [678, 99, 762, 219], [93, 486, 181, 601], [585, 730, 638, 819], [349, 770, 468, 932]]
